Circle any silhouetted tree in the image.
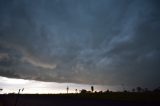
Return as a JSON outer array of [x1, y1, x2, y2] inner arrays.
[[144, 88, 149, 92], [22, 88, 24, 92], [91, 86, 94, 92], [75, 89, 78, 93], [121, 84, 125, 91], [104, 89, 110, 93], [67, 86, 69, 94], [136, 86, 142, 92], [132, 88, 135, 92], [153, 87, 160, 93], [14, 88, 24, 106], [99, 91, 103, 93], [123, 90, 128, 93], [0, 88, 2, 91]]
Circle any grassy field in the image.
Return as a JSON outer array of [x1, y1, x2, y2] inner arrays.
[[0, 92, 160, 106]]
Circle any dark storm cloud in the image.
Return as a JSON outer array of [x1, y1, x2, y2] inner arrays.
[[0, 0, 160, 88]]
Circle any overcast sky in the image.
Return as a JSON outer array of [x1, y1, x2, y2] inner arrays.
[[0, 0, 160, 90]]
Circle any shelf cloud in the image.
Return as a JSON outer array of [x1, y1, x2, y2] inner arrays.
[[0, 0, 160, 88]]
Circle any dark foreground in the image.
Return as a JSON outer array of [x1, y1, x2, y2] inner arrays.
[[0, 92, 160, 106]]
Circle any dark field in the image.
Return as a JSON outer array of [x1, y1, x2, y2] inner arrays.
[[0, 92, 160, 106]]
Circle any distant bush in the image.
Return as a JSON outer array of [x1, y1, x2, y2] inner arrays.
[[80, 89, 92, 94], [0, 88, 2, 91], [80, 89, 87, 94], [153, 87, 160, 93]]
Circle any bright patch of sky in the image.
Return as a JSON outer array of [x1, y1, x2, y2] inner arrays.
[[0, 76, 121, 94]]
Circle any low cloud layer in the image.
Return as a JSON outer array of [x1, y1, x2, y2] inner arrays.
[[0, 0, 160, 88]]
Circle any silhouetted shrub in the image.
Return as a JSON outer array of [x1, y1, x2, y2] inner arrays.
[[153, 87, 160, 93], [132, 88, 135, 92], [80, 89, 87, 94], [98, 91, 103, 93], [136, 86, 142, 92], [123, 90, 128, 93], [104, 89, 110, 93]]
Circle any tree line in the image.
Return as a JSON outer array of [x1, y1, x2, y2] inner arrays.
[[0, 86, 160, 94]]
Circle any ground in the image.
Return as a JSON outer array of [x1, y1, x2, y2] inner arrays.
[[0, 92, 160, 106]]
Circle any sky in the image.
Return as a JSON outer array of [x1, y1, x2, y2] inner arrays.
[[0, 0, 160, 93], [0, 76, 120, 94]]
